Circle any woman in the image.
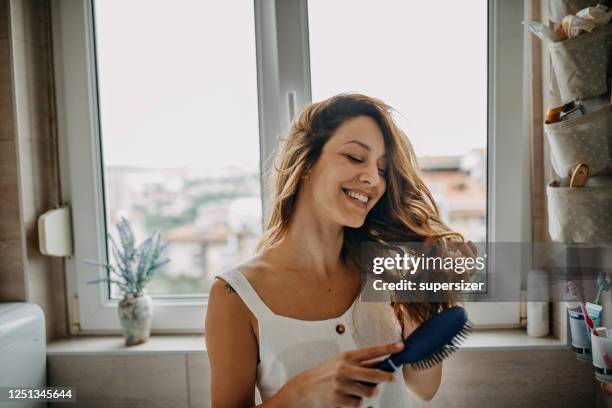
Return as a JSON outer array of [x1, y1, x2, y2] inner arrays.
[[206, 94, 472, 407]]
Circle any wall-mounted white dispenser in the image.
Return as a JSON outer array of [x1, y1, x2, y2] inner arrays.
[[38, 206, 73, 257]]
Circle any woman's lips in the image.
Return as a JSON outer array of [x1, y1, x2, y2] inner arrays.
[[342, 188, 368, 209]]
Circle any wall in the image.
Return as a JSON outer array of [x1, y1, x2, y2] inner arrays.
[[0, 0, 25, 301], [0, 0, 67, 340], [532, 0, 612, 406], [47, 348, 599, 408], [2, 0, 610, 406]]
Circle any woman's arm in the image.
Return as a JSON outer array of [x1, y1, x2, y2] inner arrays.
[[402, 362, 442, 401], [400, 315, 443, 401], [206, 278, 259, 407], [206, 279, 296, 407]]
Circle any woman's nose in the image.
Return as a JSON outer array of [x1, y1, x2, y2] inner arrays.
[[358, 164, 380, 186]]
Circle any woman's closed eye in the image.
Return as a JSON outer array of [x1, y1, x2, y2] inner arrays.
[[344, 154, 386, 176], [344, 154, 363, 163]]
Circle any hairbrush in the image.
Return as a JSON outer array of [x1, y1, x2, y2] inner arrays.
[[375, 306, 472, 372]]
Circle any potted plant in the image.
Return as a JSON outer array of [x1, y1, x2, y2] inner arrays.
[[86, 217, 170, 345]]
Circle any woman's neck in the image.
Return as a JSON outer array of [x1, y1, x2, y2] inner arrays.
[[270, 197, 346, 279]]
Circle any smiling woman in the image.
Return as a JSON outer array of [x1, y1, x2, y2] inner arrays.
[[302, 115, 387, 227], [205, 93, 467, 407]]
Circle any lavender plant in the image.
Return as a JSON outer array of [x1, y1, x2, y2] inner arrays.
[[86, 217, 170, 295]]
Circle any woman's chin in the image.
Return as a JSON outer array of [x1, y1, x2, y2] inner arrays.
[[342, 217, 366, 229]]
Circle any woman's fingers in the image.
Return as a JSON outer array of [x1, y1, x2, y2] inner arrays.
[[338, 380, 379, 399], [423, 237, 436, 256], [340, 364, 396, 384], [467, 240, 477, 257], [360, 357, 386, 367], [448, 239, 477, 258], [333, 392, 364, 408], [345, 342, 403, 363]]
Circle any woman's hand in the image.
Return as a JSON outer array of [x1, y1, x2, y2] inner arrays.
[[423, 237, 477, 261], [275, 341, 404, 408], [424, 237, 479, 280]]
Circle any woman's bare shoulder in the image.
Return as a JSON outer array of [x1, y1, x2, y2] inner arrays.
[[208, 277, 250, 318], [209, 255, 272, 312], [233, 253, 279, 285]]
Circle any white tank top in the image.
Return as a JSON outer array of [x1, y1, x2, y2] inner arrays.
[[216, 268, 412, 407]]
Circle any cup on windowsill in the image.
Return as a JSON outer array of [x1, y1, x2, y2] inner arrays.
[[568, 305, 601, 361], [591, 327, 612, 383]]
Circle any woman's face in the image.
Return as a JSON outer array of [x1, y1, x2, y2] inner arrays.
[[304, 116, 387, 228]]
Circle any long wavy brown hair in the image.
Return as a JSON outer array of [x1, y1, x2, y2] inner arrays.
[[256, 93, 463, 327]]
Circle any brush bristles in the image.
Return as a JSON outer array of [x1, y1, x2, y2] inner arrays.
[[409, 321, 473, 371]]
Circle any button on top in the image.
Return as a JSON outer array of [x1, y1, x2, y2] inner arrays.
[[335, 323, 345, 334]]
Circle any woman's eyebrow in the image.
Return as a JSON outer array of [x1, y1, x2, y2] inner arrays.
[[345, 140, 371, 151], [344, 140, 386, 160]]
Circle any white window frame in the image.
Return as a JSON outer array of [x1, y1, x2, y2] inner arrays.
[[52, 0, 527, 333], [467, 0, 528, 327]]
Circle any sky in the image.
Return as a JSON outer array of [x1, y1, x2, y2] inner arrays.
[[94, 0, 487, 170]]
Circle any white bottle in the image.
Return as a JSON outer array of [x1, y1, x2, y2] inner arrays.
[[527, 269, 550, 337]]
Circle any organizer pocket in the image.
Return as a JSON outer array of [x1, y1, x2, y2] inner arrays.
[[547, 177, 612, 242], [549, 23, 612, 102], [549, 1, 601, 23], [545, 104, 612, 177]]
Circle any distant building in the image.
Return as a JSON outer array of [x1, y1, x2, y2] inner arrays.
[[419, 148, 486, 241], [102, 150, 486, 296]]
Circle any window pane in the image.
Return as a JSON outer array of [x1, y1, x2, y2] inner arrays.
[[308, 0, 487, 241], [93, 0, 261, 297]]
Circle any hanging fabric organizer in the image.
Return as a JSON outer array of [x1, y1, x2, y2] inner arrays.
[[541, 16, 612, 244], [532, 2, 612, 381], [549, 23, 612, 103], [547, 177, 612, 242], [545, 104, 612, 177]]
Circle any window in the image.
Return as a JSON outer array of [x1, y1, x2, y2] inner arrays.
[[308, 0, 487, 241], [53, 0, 527, 332], [93, 0, 261, 298]]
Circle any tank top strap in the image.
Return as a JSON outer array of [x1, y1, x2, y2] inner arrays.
[[215, 268, 273, 319]]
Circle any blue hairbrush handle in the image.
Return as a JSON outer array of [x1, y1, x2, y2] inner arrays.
[[375, 307, 471, 373], [374, 358, 399, 373]]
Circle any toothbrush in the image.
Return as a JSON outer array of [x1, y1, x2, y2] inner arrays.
[[568, 281, 599, 336], [593, 272, 610, 305]]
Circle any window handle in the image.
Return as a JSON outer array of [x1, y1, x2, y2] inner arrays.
[[287, 91, 297, 123]]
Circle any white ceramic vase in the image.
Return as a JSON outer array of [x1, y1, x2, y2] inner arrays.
[[118, 291, 153, 346]]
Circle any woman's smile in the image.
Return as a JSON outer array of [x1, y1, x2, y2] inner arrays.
[[342, 187, 370, 209]]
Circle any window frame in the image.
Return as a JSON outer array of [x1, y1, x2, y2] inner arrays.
[[52, 0, 527, 333]]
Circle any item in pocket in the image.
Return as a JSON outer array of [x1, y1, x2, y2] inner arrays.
[[524, 21, 564, 42], [545, 100, 584, 124], [560, 15, 597, 39], [570, 163, 590, 187], [559, 103, 585, 121], [576, 4, 612, 27]]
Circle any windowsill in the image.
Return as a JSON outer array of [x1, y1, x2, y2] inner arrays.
[[47, 334, 205, 356], [46, 329, 567, 356], [461, 329, 567, 351]]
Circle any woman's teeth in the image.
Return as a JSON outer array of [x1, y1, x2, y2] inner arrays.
[[346, 190, 369, 204]]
